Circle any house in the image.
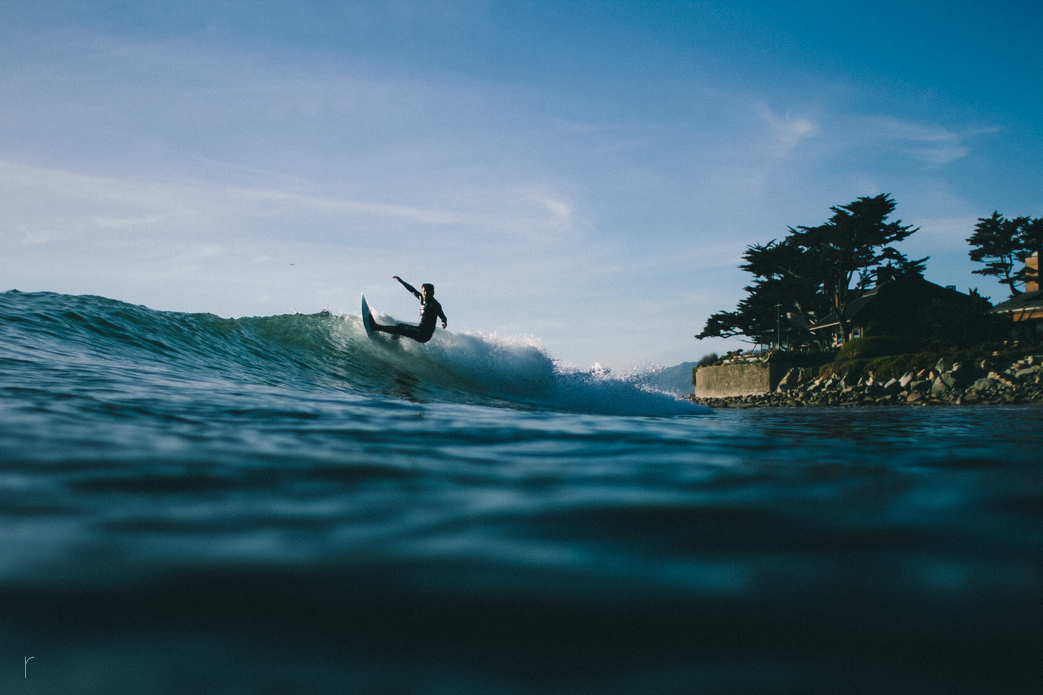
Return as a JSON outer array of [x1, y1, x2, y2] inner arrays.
[[1025, 251, 1040, 293], [987, 253, 1043, 342], [808, 270, 989, 346]]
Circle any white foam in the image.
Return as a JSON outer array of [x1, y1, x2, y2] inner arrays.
[[328, 314, 706, 416], [400, 329, 707, 417]]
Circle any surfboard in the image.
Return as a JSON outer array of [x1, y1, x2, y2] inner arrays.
[[361, 294, 375, 337]]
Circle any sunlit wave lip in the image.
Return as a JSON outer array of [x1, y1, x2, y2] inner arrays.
[[0, 290, 709, 417]]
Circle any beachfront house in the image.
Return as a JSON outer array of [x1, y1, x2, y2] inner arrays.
[[987, 252, 1043, 343], [808, 269, 990, 346]]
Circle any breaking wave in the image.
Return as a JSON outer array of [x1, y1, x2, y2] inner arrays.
[[0, 291, 703, 417]]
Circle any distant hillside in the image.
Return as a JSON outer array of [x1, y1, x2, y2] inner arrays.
[[637, 362, 697, 396]]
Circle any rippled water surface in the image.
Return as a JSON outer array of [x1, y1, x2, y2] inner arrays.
[[1, 291, 1041, 694]]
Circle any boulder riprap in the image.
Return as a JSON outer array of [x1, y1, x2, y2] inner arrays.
[[691, 354, 1043, 408]]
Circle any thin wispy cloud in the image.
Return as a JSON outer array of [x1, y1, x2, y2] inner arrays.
[[760, 105, 818, 159], [701, 102, 820, 199], [0, 158, 590, 253], [841, 115, 999, 166]]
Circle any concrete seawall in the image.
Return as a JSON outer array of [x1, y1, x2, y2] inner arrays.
[[695, 363, 787, 398]]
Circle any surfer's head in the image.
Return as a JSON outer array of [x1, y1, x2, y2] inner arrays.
[[421, 283, 435, 298]]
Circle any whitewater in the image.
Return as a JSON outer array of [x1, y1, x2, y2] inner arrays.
[[2, 289, 1042, 694]]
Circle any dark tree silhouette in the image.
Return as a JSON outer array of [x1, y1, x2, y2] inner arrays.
[[1013, 217, 1043, 291], [968, 212, 1029, 297], [792, 195, 918, 342], [698, 194, 919, 345]]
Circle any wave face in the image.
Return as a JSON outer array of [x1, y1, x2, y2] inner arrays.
[[0, 290, 701, 417]]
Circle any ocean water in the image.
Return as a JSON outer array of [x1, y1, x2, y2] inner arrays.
[[1, 290, 1041, 694]]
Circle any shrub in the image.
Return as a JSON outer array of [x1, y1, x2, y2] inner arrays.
[[697, 353, 720, 368], [820, 344, 1039, 383], [836, 336, 914, 361]]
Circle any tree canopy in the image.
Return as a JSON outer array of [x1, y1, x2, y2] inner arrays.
[[698, 194, 921, 346], [967, 212, 1042, 297], [968, 213, 1021, 295], [1020, 217, 1043, 290]]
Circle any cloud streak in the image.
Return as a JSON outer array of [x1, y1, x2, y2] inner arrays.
[[838, 115, 999, 166]]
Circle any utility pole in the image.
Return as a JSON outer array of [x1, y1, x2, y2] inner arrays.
[[776, 303, 781, 350]]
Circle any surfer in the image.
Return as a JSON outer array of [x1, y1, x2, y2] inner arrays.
[[368, 276, 447, 343]]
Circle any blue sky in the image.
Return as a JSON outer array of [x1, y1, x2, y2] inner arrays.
[[2, 1, 1041, 369]]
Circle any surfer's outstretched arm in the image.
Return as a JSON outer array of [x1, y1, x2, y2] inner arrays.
[[392, 276, 421, 299]]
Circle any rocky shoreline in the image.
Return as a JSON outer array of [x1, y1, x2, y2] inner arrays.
[[690, 354, 1043, 408]]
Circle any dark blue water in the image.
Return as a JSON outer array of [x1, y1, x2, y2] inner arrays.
[[2, 290, 1041, 694]]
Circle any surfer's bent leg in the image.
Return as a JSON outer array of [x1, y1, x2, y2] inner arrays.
[[373, 322, 430, 343]]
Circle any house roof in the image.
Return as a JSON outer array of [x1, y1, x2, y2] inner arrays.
[[808, 275, 966, 333], [807, 288, 878, 332], [988, 289, 1043, 316]]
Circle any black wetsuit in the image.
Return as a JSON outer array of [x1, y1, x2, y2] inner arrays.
[[372, 281, 447, 343], [416, 297, 445, 340]]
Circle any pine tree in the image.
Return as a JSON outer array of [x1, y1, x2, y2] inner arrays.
[[698, 194, 919, 345], [967, 212, 1028, 297]]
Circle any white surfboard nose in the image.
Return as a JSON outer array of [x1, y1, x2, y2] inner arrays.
[[361, 294, 375, 337]]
